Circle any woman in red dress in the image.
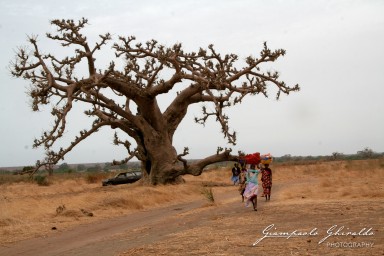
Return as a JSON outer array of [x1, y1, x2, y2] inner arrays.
[[261, 164, 272, 201]]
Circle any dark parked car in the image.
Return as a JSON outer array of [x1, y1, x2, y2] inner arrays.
[[102, 171, 142, 186]]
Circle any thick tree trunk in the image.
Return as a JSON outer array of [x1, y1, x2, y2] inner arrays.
[[140, 158, 183, 185], [135, 98, 239, 185], [138, 129, 181, 185], [139, 132, 238, 185]]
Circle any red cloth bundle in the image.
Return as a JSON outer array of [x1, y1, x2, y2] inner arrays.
[[244, 152, 261, 165]]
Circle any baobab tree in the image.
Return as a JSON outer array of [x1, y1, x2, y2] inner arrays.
[[11, 18, 299, 184]]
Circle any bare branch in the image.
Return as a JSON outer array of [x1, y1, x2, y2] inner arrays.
[[10, 18, 299, 184], [28, 120, 109, 175], [177, 147, 189, 169]]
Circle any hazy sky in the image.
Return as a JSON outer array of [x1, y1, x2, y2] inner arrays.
[[1, 0, 383, 167]]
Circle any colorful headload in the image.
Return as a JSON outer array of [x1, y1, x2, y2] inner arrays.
[[243, 152, 261, 165], [260, 153, 273, 165]]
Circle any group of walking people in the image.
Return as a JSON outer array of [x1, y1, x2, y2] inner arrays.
[[231, 162, 272, 211]]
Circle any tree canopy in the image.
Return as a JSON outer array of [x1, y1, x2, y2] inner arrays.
[[11, 18, 299, 184]]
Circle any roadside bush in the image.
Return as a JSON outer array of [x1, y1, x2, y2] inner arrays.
[[201, 187, 215, 203], [34, 175, 50, 186]]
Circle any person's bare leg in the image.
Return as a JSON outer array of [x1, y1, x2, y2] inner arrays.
[[267, 187, 271, 200], [252, 196, 257, 211]]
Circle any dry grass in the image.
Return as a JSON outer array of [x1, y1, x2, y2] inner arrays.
[[0, 167, 233, 244], [1, 159, 383, 247], [118, 159, 384, 256], [276, 159, 384, 202]]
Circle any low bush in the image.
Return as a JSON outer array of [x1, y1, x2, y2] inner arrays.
[[201, 187, 215, 203], [34, 175, 50, 186]]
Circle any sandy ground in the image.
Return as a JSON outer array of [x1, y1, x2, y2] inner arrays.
[[0, 160, 383, 255]]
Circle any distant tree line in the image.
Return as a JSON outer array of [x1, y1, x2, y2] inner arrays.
[[53, 162, 141, 173], [3, 147, 383, 175], [5, 161, 141, 175], [274, 147, 384, 164]]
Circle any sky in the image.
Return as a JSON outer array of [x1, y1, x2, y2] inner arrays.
[[0, 0, 383, 167]]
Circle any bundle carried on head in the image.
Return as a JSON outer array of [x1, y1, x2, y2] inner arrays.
[[238, 152, 273, 165], [260, 153, 273, 165], [240, 152, 261, 165]]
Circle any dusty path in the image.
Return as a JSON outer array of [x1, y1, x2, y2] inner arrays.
[[0, 202, 202, 255], [0, 186, 249, 256]]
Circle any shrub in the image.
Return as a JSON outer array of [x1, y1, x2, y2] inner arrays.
[[34, 175, 49, 186], [201, 187, 215, 203]]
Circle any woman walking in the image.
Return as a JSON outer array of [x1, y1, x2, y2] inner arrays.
[[261, 164, 272, 201], [243, 164, 260, 211]]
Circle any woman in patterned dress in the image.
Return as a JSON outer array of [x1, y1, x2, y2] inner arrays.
[[261, 164, 272, 201]]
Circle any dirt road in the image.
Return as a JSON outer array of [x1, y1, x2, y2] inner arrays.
[[1, 183, 383, 256], [0, 187, 245, 256], [0, 202, 201, 255]]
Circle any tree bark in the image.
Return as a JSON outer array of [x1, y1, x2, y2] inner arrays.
[[142, 132, 179, 185]]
